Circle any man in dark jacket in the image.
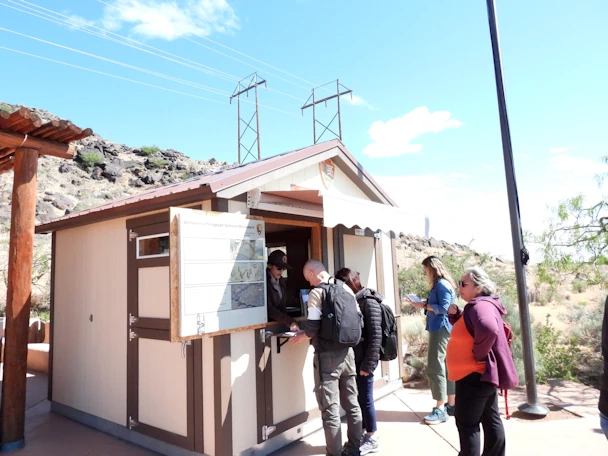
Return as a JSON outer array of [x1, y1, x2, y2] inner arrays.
[[600, 295, 608, 439], [266, 250, 299, 331]]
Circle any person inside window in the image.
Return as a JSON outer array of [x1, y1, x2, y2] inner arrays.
[[266, 250, 299, 332]]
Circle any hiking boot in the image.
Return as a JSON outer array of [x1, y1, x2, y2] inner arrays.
[[359, 435, 379, 455], [424, 406, 449, 425], [445, 404, 456, 416]]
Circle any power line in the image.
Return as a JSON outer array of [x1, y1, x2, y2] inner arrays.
[[103, 0, 313, 93], [5, 0, 240, 83], [0, 45, 225, 105], [0, 25, 231, 97], [8, 0, 308, 102]]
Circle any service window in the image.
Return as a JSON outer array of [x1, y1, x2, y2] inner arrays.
[[169, 207, 267, 341]]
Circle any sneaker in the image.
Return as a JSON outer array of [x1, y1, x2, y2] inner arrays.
[[359, 435, 379, 455], [424, 406, 449, 425], [445, 404, 456, 416]]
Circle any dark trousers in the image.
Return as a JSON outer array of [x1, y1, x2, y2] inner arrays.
[[355, 359, 378, 433], [455, 373, 505, 456]]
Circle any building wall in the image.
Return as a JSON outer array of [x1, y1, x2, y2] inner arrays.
[[381, 231, 401, 381], [53, 217, 128, 425], [259, 163, 371, 200]]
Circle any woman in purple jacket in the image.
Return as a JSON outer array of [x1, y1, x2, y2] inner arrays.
[[446, 266, 518, 456]]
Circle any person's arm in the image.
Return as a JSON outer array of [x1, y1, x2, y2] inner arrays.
[[267, 304, 297, 329], [427, 280, 452, 314], [469, 306, 500, 362], [291, 287, 323, 344], [361, 299, 382, 374], [448, 304, 462, 324]]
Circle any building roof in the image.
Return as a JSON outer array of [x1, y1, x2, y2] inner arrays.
[[36, 139, 396, 233], [0, 107, 93, 174]]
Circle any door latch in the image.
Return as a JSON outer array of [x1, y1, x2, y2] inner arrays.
[[262, 424, 276, 441], [181, 340, 191, 359]]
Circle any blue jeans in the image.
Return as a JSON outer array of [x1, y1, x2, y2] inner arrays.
[[355, 359, 378, 433], [601, 412, 608, 439]]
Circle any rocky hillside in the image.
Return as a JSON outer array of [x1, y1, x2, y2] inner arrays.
[[0, 102, 232, 227]]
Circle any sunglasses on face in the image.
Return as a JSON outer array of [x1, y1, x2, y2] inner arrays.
[[458, 280, 471, 288], [274, 266, 286, 271]]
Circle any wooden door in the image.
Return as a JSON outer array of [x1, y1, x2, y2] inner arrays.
[[126, 214, 202, 451]]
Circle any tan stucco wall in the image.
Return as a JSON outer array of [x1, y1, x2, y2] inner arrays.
[[230, 330, 258, 454], [381, 232, 400, 381], [259, 163, 371, 200], [53, 217, 128, 425], [138, 338, 188, 436]]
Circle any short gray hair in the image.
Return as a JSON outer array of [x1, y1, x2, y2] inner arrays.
[[464, 266, 496, 296], [303, 259, 326, 275]]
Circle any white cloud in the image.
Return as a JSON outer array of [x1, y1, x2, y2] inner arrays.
[[101, 0, 239, 40], [516, 153, 530, 160], [345, 95, 374, 110], [547, 153, 608, 177], [549, 147, 567, 154], [362, 107, 463, 158]]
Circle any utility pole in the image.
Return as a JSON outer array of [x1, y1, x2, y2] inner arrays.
[[230, 73, 266, 164], [301, 80, 352, 144], [485, 0, 548, 416]]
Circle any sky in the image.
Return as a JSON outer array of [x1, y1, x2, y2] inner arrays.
[[0, 0, 606, 259]]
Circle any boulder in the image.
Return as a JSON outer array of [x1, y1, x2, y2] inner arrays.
[[58, 163, 71, 173], [90, 166, 104, 180], [102, 163, 123, 182]]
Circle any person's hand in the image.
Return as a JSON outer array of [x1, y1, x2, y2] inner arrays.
[[290, 330, 308, 344], [360, 370, 370, 376], [289, 322, 300, 332], [448, 303, 458, 315], [412, 301, 425, 310]]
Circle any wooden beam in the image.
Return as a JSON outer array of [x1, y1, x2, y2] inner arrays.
[[0, 148, 38, 450], [0, 129, 74, 159]]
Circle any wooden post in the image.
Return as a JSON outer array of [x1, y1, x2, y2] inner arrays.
[[0, 147, 38, 451]]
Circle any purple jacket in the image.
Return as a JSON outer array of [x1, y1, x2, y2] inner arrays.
[[449, 296, 519, 390]]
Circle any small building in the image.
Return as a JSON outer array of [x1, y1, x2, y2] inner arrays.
[[36, 139, 418, 456]]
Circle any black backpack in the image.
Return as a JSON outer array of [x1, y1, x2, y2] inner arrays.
[[379, 302, 398, 361], [316, 279, 362, 351]]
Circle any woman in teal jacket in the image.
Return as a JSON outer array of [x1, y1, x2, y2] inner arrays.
[[409, 256, 456, 425]]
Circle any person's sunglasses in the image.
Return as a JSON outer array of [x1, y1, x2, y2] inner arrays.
[[458, 280, 470, 288], [276, 266, 287, 271]]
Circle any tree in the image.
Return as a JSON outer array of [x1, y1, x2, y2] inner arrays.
[[535, 156, 608, 284]]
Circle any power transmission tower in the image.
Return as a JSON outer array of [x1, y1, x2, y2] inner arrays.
[[230, 73, 267, 164], [301, 80, 352, 144]]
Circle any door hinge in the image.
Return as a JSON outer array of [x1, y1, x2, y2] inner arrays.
[[129, 313, 138, 326], [129, 229, 138, 241], [128, 416, 139, 429], [129, 329, 138, 341], [259, 329, 273, 343], [262, 424, 276, 441]]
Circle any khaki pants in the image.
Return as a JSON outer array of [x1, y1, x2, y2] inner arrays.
[[314, 348, 362, 456], [427, 326, 455, 402]]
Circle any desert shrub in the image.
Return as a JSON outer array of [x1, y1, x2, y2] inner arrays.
[[529, 282, 557, 306], [141, 145, 161, 156], [0, 103, 11, 112], [501, 294, 527, 383], [398, 265, 428, 314], [79, 150, 104, 168], [402, 314, 428, 358], [535, 315, 580, 383], [566, 299, 604, 352], [572, 279, 588, 293], [147, 158, 168, 169]]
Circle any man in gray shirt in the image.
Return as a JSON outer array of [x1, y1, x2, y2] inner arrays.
[[292, 259, 362, 456]]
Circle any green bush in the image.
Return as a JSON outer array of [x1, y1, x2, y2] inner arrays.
[[535, 315, 580, 383], [147, 158, 168, 169], [572, 279, 588, 293], [79, 150, 104, 168], [398, 265, 428, 314], [501, 295, 527, 384], [402, 314, 428, 358], [566, 300, 604, 351], [141, 145, 161, 156], [0, 103, 11, 113]]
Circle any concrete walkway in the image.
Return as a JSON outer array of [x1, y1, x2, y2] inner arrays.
[[3, 370, 607, 455], [272, 380, 608, 455]]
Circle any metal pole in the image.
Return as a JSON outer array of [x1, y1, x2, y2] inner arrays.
[[312, 88, 317, 144], [255, 84, 261, 160], [336, 79, 342, 140], [485, 0, 548, 416], [237, 85, 242, 164]]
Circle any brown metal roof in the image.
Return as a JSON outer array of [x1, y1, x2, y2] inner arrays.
[[36, 139, 397, 234], [0, 107, 93, 174]]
